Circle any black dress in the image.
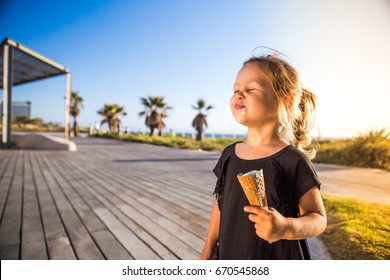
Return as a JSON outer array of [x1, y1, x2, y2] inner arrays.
[[213, 142, 321, 260]]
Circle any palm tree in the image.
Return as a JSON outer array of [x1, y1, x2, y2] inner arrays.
[[70, 91, 84, 137], [139, 96, 172, 136], [97, 103, 127, 133], [192, 98, 213, 141]]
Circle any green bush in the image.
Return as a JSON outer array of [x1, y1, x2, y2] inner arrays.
[[314, 129, 390, 171], [94, 132, 242, 152]]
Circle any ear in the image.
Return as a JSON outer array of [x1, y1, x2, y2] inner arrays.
[[284, 93, 294, 110]]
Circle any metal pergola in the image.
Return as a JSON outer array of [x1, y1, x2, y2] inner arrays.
[[0, 37, 71, 148]]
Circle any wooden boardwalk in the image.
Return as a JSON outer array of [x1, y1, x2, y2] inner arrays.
[[0, 137, 220, 260], [0, 137, 329, 260]]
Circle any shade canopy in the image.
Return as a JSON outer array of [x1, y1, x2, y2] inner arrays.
[[1, 37, 72, 147], [0, 37, 69, 87]]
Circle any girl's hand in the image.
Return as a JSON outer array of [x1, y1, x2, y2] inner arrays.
[[200, 244, 218, 260], [243, 206, 289, 243]]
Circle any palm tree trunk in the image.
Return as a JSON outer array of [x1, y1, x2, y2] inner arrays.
[[73, 118, 78, 137], [196, 129, 203, 141], [108, 118, 113, 132]]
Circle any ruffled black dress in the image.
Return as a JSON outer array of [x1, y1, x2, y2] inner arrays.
[[213, 143, 321, 260]]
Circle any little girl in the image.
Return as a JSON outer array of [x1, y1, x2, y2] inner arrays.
[[200, 53, 327, 260]]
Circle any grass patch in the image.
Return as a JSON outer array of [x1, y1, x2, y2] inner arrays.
[[95, 132, 243, 152], [321, 194, 390, 260], [314, 129, 390, 171]]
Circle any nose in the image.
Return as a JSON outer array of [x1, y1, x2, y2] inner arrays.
[[234, 91, 244, 99]]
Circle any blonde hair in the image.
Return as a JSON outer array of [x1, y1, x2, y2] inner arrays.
[[244, 55, 317, 159]]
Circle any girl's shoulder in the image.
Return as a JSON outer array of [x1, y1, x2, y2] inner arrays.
[[277, 146, 317, 177], [282, 145, 313, 163], [282, 145, 307, 158], [220, 141, 242, 157], [214, 141, 241, 171]]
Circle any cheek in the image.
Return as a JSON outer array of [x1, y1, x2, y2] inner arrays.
[[260, 93, 278, 112], [268, 96, 279, 113], [229, 96, 235, 111]]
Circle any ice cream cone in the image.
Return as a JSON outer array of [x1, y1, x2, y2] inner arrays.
[[237, 169, 268, 207]]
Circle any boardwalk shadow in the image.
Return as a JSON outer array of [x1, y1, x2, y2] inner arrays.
[[113, 157, 219, 163]]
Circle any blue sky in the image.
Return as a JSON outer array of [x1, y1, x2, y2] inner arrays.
[[1, 0, 390, 138]]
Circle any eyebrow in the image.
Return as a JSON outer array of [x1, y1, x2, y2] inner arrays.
[[233, 80, 262, 87]]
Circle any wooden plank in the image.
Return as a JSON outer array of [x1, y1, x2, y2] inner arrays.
[[0, 150, 17, 222], [107, 162, 213, 219], [21, 151, 48, 259], [66, 197, 105, 233], [94, 208, 159, 260], [82, 163, 206, 254], [0, 244, 19, 260], [118, 204, 199, 260], [74, 140, 218, 210], [42, 150, 152, 260], [64, 154, 204, 257], [120, 168, 213, 210], [42, 152, 137, 260], [78, 158, 209, 236], [86, 183, 178, 260], [81, 168, 206, 252], [0, 150, 23, 259], [62, 144, 211, 259], [0, 149, 10, 166], [120, 198, 205, 253], [79, 158, 212, 221], [127, 188, 208, 238], [30, 150, 76, 260], [62, 167, 158, 260], [111, 146, 217, 215], [92, 229, 133, 260], [46, 236, 75, 260], [65, 154, 199, 259], [61, 158, 178, 260], [37, 151, 104, 260]]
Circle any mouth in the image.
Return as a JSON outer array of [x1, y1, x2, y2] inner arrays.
[[234, 103, 246, 110]]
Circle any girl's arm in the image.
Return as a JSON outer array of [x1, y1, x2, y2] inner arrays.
[[200, 200, 220, 259], [285, 186, 327, 240], [244, 186, 326, 243]]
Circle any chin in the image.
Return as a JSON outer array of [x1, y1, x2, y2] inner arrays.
[[234, 117, 248, 126]]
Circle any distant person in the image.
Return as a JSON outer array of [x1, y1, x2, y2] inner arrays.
[[89, 123, 94, 135], [94, 122, 100, 133], [200, 52, 326, 260]]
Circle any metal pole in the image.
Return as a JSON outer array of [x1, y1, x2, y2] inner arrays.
[[65, 72, 71, 140], [2, 44, 13, 148]]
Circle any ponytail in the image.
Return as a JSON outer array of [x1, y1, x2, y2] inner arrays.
[[292, 88, 317, 159]]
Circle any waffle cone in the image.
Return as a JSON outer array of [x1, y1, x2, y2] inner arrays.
[[237, 169, 268, 207]]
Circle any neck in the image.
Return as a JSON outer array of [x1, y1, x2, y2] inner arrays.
[[245, 124, 286, 147]]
